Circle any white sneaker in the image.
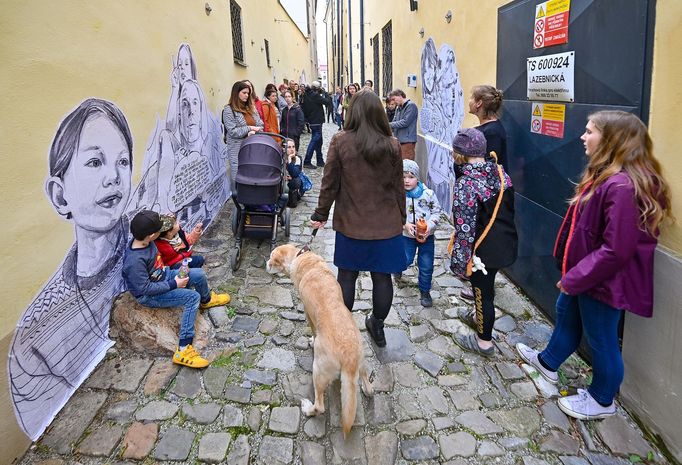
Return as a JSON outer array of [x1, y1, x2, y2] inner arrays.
[[558, 388, 616, 420], [516, 343, 558, 384]]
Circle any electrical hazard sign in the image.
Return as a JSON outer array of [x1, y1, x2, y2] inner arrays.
[[530, 102, 565, 138], [533, 0, 570, 49]]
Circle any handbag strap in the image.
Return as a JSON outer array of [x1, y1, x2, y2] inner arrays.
[[471, 152, 505, 256]]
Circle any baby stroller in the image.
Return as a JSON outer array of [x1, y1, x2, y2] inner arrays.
[[230, 132, 290, 270]]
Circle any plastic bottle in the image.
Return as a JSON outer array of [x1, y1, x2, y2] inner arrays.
[[177, 258, 190, 279], [416, 218, 428, 243]]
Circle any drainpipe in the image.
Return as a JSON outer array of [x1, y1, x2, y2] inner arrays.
[[348, 0, 353, 83], [337, 0, 342, 86], [359, 0, 364, 84]]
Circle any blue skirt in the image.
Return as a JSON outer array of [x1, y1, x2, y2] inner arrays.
[[334, 232, 407, 273]]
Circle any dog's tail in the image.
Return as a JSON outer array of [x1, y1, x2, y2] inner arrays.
[[340, 366, 358, 436]]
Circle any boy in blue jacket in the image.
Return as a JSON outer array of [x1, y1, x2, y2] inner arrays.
[[123, 210, 230, 368]]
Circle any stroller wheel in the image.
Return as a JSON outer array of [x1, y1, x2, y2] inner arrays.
[[231, 204, 241, 236], [230, 248, 241, 271]]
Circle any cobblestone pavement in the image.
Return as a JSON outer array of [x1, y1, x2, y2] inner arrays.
[[20, 123, 671, 464]]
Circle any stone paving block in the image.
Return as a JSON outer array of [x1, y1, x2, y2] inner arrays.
[[104, 398, 138, 422], [331, 429, 367, 464], [489, 406, 541, 437], [252, 389, 274, 404], [584, 452, 631, 465], [279, 320, 295, 336], [419, 385, 449, 415], [396, 419, 427, 435], [394, 362, 422, 387], [541, 401, 571, 432], [85, 357, 153, 392], [496, 361, 525, 380], [523, 458, 552, 465], [479, 391, 503, 408], [208, 306, 230, 327], [438, 374, 466, 387], [232, 315, 260, 332], [300, 440, 326, 465], [372, 328, 415, 363], [244, 368, 277, 386], [223, 404, 245, 427], [409, 324, 432, 342], [494, 285, 532, 317], [269, 406, 301, 434], [257, 348, 296, 371], [368, 393, 394, 425], [259, 317, 278, 334], [395, 390, 421, 420], [401, 436, 440, 461], [366, 431, 398, 465], [414, 350, 444, 377], [244, 335, 266, 347], [494, 314, 516, 332], [433, 416, 456, 431], [329, 381, 365, 427], [247, 406, 262, 431], [498, 436, 530, 450], [511, 381, 539, 400], [448, 390, 481, 411], [478, 440, 505, 456], [249, 285, 294, 307], [41, 391, 108, 454], [596, 414, 652, 457], [224, 384, 251, 403], [439, 431, 477, 459], [521, 363, 560, 398], [304, 414, 327, 438], [259, 436, 294, 464], [182, 402, 221, 424], [432, 318, 466, 335], [281, 311, 306, 321], [204, 365, 229, 398], [282, 372, 314, 401], [121, 422, 158, 460], [560, 456, 592, 465], [153, 426, 195, 461], [135, 400, 178, 421], [198, 432, 231, 464], [170, 366, 202, 398], [143, 359, 179, 395], [454, 410, 504, 435], [298, 355, 313, 372], [428, 335, 461, 358], [76, 424, 123, 457], [540, 430, 581, 454]]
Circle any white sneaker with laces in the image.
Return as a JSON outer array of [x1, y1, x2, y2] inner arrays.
[[516, 343, 558, 384], [557, 388, 616, 420]]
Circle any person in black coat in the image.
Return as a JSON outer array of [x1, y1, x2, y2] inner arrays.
[[280, 90, 305, 151], [301, 81, 327, 168]]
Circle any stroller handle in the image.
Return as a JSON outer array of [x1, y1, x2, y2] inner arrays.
[[254, 132, 287, 141]]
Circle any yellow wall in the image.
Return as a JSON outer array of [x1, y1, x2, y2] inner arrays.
[[0, 0, 311, 461], [334, 0, 682, 252]]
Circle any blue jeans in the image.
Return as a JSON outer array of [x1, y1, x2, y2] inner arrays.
[[137, 268, 211, 346], [170, 254, 205, 269], [334, 112, 343, 129], [403, 235, 435, 292], [540, 292, 624, 405], [304, 124, 324, 164]]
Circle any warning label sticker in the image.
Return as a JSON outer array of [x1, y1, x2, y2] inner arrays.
[[530, 102, 566, 138], [533, 0, 570, 49]]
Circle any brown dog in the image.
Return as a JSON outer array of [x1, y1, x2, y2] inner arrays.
[[266, 244, 373, 436]]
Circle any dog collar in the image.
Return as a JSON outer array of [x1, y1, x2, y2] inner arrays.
[[296, 245, 311, 257]]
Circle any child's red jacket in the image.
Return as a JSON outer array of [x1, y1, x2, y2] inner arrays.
[[154, 230, 192, 267]]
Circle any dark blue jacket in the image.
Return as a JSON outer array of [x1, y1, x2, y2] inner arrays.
[[280, 104, 305, 139], [122, 241, 176, 298]]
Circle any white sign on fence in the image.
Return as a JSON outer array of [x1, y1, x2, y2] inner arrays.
[[527, 51, 575, 102]]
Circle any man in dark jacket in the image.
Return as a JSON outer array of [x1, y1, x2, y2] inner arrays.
[[301, 80, 327, 169]]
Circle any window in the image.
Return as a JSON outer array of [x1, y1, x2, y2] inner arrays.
[[230, 0, 245, 64], [264, 39, 271, 67], [373, 33, 380, 95], [381, 21, 393, 96]]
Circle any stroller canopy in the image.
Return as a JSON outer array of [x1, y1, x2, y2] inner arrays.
[[236, 134, 283, 186]]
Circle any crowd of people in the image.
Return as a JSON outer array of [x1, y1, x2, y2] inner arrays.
[[124, 77, 672, 422]]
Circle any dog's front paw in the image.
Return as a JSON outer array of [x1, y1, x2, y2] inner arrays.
[[362, 383, 375, 397], [301, 398, 315, 416]]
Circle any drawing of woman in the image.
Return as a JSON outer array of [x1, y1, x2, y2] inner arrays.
[[8, 98, 133, 440]]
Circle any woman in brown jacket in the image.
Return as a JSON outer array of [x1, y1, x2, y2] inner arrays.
[[310, 89, 406, 347], [261, 88, 280, 136]]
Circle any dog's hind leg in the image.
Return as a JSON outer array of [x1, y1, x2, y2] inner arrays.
[[301, 356, 334, 417], [359, 360, 374, 397]]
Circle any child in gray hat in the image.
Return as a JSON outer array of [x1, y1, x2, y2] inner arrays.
[[400, 159, 442, 307], [449, 128, 518, 356]]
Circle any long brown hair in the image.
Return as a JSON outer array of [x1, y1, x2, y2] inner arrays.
[[344, 89, 396, 165], [228, 81, 254, 114], [573, 110, 672, 235]]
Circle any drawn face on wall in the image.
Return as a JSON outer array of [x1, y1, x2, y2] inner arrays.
[[180, 83, 202, 143], [177, 46, 193, 83], [54, 113, 132, 233]]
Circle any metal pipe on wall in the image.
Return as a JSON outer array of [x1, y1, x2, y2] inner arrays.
[[359, 0, 364, 84]]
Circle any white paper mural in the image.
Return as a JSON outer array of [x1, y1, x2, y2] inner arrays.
[[8, 98, 132, 440], [135, 43, 230, 229], [419, 38, 465, 217], [8, 43, 230, 441]]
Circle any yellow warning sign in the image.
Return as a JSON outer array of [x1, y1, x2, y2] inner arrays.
[[547, 0, 570, 17], [542, 103, 566, 122], [536, 6, 545, 18], [533, 105, 542, 117]]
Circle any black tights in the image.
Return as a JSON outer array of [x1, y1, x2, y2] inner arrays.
[[470, 268, 499, 341], [337, 268, 393, 320]]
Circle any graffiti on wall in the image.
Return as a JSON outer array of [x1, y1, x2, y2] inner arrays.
[[8, 43, 230, 441], [419, 38, 465, 217]]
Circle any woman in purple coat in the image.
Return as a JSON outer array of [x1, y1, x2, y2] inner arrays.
[[516, 111, 672, 420]]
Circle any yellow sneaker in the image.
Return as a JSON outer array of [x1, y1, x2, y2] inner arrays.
[[200, 291, 231, 309], [173, 345, 209, 368]]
